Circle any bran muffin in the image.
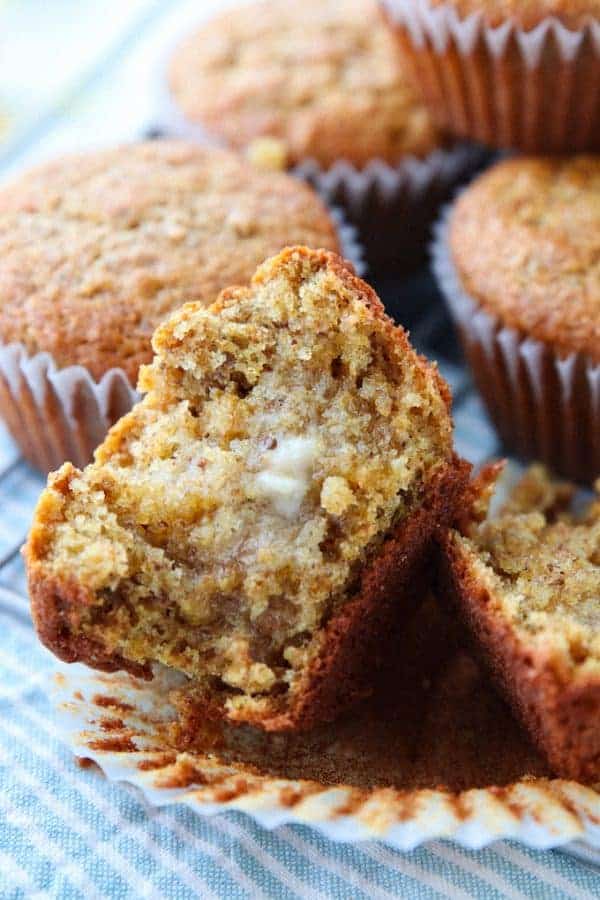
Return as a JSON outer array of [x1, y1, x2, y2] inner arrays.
[[165, 0, 481, 267], [0, 141, 343, 472], [382, 0, 600, 152], [433, 155, 600, 483], [25, 246, 469, 732], [440, 464, 600, 782], [168, 0, 441, 168]]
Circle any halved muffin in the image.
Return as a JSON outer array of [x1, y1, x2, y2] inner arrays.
[[26, 247, 468, 731], [440, 464, 600, 782]]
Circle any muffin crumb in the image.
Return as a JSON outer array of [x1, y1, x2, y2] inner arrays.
[[442, 464, 600, 781], [27, 246, 464, 731]]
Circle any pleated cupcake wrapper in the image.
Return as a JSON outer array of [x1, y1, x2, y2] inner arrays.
[[381, 0, 600, 152], [432, 209, 600, 484], [0, 347, 139, 473], [293, 143, 487, 268], [158, 78, 486, 269], [52, 660, 600, 852], [0, 212, 363, 475]]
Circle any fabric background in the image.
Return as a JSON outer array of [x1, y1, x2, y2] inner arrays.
[[0, 1, 599, 896]]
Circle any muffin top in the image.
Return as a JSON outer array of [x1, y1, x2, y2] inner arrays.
[[167, 0, 441, 168], [449, 156, 600, 361], [428, 0, 600, 29], [0, 141, 339, 382]]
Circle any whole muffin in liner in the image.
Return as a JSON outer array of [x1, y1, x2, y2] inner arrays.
[[381, 0, 600, 153], [161, 0, 485, 269], [0, 143, 363, 475], [433, 209, 600, 485]]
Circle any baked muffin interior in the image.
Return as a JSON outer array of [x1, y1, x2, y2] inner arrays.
[[29, 248, 452, 720], [459, 466, 600, 669]]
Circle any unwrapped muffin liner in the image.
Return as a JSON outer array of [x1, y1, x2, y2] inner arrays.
[[52, 660, 600, 852], [432, 208, 600, 484], [158, 75, 487, 269], [381, 0, 600, 152], [0, 210, 364, 475]]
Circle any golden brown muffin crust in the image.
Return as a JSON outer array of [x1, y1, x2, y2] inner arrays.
[[26, 246, 468, 731], [0, 141, 339, 382], [168, 0, 442, 168], [449, 156, 600, 362], [427, 0, 600, 29], [440, 465, 600, 781]]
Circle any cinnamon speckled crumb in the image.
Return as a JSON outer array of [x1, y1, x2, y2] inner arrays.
[[442, 464, 600, 781], [26, 247, 465, 731]]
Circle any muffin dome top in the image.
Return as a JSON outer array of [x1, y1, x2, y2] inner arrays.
[[449, 156, 600, 360], [168, 0, 441, 168], [26, 246, 457, 729], [0, 141, 339, 382], [427, 0, 600, 29]]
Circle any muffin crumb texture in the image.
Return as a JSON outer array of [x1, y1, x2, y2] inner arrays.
[[450, 156, 600, 361], [467, 466, 600, 667], [443, 464, 600, 780], [27, 247, 455, 727]]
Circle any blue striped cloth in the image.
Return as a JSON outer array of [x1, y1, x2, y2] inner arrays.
[[0, 379, 599, 899], [1, 2, 599, 894]]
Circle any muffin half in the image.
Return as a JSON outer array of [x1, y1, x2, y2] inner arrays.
[[0, 140, 345, 473], [440, 464, 600, 782], [26, 247, 468, 731]]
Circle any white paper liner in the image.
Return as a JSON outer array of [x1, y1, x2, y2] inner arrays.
[[0, 210, 363, 475], [381, 0, 600, 152], [0, 346, 139, 473], [432, 207, 600, 483], [52, 661, 600, 851], [293, 143, 487, 268]]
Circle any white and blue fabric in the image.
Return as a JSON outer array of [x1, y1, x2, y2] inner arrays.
[[0, 2, 599, 896]]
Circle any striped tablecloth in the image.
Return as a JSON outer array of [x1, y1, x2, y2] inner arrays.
[[1, 2, 599, 897], [1, 406, 599, 899]]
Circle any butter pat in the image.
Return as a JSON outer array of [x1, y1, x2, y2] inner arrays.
[[254, 435, 318, 518]]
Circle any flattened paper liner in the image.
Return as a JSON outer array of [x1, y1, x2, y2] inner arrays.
[[51, 585, 600, 852], [0, 209, 363, 475], [381, 0, 600, 152], [52, 661, 600, 851], [432, 208, 600, 484], [158, 72, 487, 269]]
